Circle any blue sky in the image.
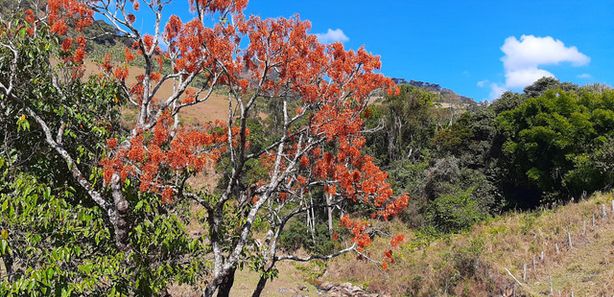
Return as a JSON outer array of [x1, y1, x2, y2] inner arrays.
[[132, 0, 614, 101]]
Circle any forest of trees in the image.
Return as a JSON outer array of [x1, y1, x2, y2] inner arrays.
[[0, 1, 612, 296], [365, 78, 614, 233]]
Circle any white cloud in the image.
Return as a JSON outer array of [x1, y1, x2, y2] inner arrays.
[[477, 79, 507, 100], [476, 80, 489, 88], [482, 35, 590, 100], [505, 67, 555, 88], [501, 35, 590, 71], [500, 35, 589, 89], [577, 73, 592, 79], [315, 28, 349, 44], [489, 83, 507, 100]]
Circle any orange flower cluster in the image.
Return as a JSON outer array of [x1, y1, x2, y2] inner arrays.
[[101, 116, 232, 203], [124, 48, 135, 63], [102, 54, 113, 73], [232, 15, 407, 262], [114, 66, 128, 81], [381, 235, 405, 270], [188, 0, 248, 14], [58, 36, 86, 65], [24, 9, 36, 24], [181, 89, 197, 104], [95, 47, 132, 82], [41, 0, 94, 72], [165, 17, 239, 78], [131, 0, 140, 11], [48, 0, 93, 34], [67, 37, 87, 64], [61, 38, 72, 52], [382, 249, 393, 270], [390, 234, 405, 248], [340, 215, 371, 250], [375, 194, 410, 220]]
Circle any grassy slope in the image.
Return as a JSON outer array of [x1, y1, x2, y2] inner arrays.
[[322, 192, 614, 297], [81, 60, 231, 125]]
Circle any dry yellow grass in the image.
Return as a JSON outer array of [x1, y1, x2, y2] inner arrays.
[[82, 61, 231, 125], [323, 192, 614, 296]]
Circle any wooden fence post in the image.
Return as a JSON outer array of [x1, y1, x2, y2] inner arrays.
[[567, 232, 573, 249], [540, 250, 545, 262]]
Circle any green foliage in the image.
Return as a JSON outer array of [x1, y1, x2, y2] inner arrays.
[[522, 77, 578, 98], [427, 189, 488, 233], [0, 158, 207, 296], [278, 218, 336, 255], [0, 21, 207, 296], [0, 160, 122, 296], [433, 108, 497, 169], [563, 136, 614, 192], [365, 85, 437, 165], [366, 84, 501, 232], [497, 87, 614, 206], [1, 20, 123, 186]]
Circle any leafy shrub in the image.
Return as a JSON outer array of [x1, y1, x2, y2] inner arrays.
[[427, 189, 488, 232], [0, 157, 207, 296], [278, 218, 336, 255]]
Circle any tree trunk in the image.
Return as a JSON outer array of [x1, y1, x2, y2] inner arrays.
[[111, 174, 130, 250], [216, 266, 237, 297], [326, 193, 333, 238], [309, 194, 316, 242], [251, 275, 268, 297]]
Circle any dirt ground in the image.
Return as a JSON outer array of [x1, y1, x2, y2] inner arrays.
[[231, 262, 320, 297]]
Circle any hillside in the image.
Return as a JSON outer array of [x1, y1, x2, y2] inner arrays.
[[320, 192, 614, 296], [185, 192, 614, 297], [392, 78, 478, 109], [2, 3, 613, 297]]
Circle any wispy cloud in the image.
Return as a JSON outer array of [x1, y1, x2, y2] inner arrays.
[[315, 28, 349, 44], [489, 83, 507, 99], [577, 73, 592, 79], [476, 80, 489, 88]]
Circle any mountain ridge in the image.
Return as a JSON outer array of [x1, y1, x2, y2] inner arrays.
[[392, 78, 478, 107]]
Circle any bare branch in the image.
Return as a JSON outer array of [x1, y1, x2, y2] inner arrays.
[[276, 244, 357, 262]]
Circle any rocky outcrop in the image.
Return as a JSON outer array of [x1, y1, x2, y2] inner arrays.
[[317, 282, 389, 297]]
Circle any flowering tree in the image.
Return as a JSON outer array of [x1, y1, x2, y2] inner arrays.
[[2, 0, 409, 296]]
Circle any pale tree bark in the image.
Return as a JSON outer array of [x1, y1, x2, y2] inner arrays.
[[25, 106, 131, 249], [326, 192, 334, 238]]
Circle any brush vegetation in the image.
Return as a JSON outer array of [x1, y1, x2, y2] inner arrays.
[[323, 192, 614, 296]]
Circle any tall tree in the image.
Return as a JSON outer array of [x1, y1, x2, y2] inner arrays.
[[1, 1, 408, 296], [497, 88, 614, 206]]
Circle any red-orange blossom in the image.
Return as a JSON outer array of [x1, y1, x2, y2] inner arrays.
[[37, 0, 409, 292]]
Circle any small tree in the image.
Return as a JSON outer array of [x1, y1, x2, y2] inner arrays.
[[2, 1, 409, 296], [1, 3, 209, 295]]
